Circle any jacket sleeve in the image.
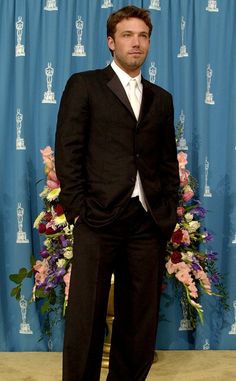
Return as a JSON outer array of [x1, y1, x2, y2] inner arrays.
[[159, 93, 179, 204], [55, 74, 88, 224]]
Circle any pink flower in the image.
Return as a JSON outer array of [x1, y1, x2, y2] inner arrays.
[[63, 266, 72, 302], [194, 270, 212, 293], [40, 146, 55, 171], [48, 170, 59, 182], [33, 259, 49, 285], [179, 168, 190, 187], [166, 259, 189, 275], [47, 179, 60, 189], [177, 151, 188, 169], [33, 259, 49, 273], [182, 190, 194, 202], [35, 272, 46, 285], [188, 281, 198, 298], [181, 229, 190, 245], [166, 259, 178, 274], [175, 269, 192, 284]]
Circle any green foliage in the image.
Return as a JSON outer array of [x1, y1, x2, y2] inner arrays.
[[9, 267, 33, 300]]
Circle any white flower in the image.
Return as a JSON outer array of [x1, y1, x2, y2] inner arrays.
[[174, 223, 180, 232], [185, 212, 193, 222], [63, 249, 73, 260], [188, 221, 200, 233], [57, 259, 66, 268], [181, 251, 194, 262]]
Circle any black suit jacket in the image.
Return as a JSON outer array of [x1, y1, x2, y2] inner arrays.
[[55, 65, 179, 240]]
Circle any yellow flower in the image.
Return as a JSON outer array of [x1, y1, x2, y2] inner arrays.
[[33, 211, 46, 228], [54, 214, 67, 226], [43, 238, 51, 249], [39, 186, 50, 198], [47, 187, 61, 201]]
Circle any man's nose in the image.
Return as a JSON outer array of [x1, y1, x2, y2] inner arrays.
[[132, 35, 140, 46]]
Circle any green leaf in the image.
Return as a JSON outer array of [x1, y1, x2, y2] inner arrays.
[[9, 267, 28, 284], [19, 267, 28, 276], [35, 288, 47, 299], [10, 286, 21, 300], [9, 273, 22, 284], [41, 300, 50, 314], [27, 270, 33, 278]]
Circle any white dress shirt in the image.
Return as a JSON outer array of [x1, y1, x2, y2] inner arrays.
[[111, 60, 148, 211]]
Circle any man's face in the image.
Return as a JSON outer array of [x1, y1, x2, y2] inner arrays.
[[107, 17, 150, 77]]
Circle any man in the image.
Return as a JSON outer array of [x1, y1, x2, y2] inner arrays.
[[55, 5, 179, 381]]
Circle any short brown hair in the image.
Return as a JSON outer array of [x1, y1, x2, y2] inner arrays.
[[107, 5, 153, 39]]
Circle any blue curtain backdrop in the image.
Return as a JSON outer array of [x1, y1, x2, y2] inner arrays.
[[0, 0, 236, 351]]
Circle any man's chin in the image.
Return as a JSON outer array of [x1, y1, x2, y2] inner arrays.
[[128, 59, 145, 69]]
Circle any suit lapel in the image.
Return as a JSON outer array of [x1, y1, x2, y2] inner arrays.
[[106, 66, 134, 117], [104, 66, 156, 124], [138, 78, 155, 125]]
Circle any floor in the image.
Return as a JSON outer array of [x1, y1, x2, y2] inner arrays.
[[0, 350, 235, 381]]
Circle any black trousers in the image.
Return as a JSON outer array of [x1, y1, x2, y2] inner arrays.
[[63, 197, 167, 381]]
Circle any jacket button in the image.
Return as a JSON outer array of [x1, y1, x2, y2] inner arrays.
[[136, 153, 140, 158]]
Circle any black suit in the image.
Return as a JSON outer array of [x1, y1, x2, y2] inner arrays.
[[55, 65, 179, 381]]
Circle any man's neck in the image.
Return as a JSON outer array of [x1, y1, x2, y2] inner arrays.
[[113, 59, 141, 78]]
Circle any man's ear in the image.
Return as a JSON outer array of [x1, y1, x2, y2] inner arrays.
[[107, 36, 115, 53]]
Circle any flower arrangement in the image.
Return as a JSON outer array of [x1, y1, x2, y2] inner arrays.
[[165, 151, 227, 326], [10, 146, 227, 332], [10, 147, 73, 331]]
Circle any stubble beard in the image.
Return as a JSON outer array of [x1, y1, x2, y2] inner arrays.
[[116, 53, 147, 74]]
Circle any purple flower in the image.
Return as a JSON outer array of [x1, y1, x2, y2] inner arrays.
[[210, 273, 220, 283], [207, 251, 218, 261], [203, 229, 214, 242], [55, 267, 66, 278], [44, 282, 56, 292], [60, 235, 68, 247], [192, 262, 202, 271], [40, 248, 49, 258], [190, 206, 207, 218]]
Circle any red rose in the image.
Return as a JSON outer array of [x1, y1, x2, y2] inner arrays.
[[38, 223, 46, 233], [45, 227, 56, 235], [177, 207, 185, 216], [54, 204, 64, 216], [44, 212, 52, 222], [170, 251, 182, 264], [171, 229, 183, 244]]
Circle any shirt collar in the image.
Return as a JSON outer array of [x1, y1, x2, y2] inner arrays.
[[111, 60, 142, 91]]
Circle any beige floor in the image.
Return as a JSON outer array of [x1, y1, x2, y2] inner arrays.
[[0, 351, 235, 381]]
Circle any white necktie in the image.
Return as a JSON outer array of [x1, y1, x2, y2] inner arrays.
[[128, 79, 140, 120]]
